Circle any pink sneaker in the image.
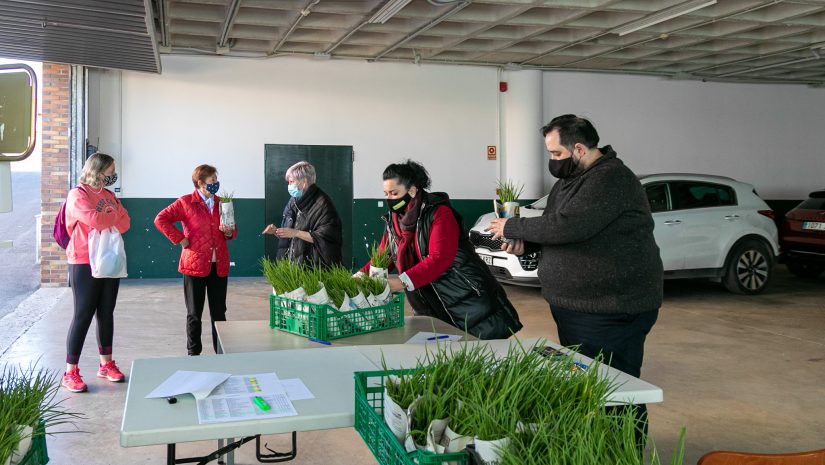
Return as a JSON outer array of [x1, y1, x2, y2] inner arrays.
[[61, 368, 87, 393], [97, 360, 125, 382]]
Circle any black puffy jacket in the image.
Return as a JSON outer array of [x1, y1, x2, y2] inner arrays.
[[383, 192, 522, 339]]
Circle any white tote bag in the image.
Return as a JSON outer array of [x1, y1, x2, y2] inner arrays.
[[88, 227, 128, 278]]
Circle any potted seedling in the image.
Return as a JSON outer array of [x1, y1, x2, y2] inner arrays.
[[495, 180, 524, 219], [218, 190, 235, 229], [406, 391, 452, 454], [0, 362, 82, 465], [368, 242, 391, 279], [382, 363, 424, 444]]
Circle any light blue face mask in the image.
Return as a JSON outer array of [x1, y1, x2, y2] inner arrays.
[[287, 183, 302, 198]]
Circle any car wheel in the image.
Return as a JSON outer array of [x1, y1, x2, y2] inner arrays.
[[786, 260, 825, 279], [723, 240, 772, 294]]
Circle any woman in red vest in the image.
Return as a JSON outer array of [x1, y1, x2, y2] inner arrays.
[[155, 165, 237, 355]]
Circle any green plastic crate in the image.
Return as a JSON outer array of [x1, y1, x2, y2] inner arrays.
[[354, 369, 468, 465], [17, 421, 49, 465], [269, 293, 404, 341]]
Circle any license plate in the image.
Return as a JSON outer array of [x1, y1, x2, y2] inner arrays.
[[479, 254, 494, 266], [802, 221, 825, 231]]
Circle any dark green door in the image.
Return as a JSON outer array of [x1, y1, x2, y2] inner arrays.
[[264, 144, 354, 268]]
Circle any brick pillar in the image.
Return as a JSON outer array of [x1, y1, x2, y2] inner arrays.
[[40, 63, 71, 286]]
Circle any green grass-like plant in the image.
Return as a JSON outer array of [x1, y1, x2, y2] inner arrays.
[[219, 190, 234, 203], [496, 179, 524, 203], [356, 275, 388, 297], [373, 339, 686, 465], [261, 258, 305, 295], [0, 362, 84, 464], [369, 241, 391, 269]]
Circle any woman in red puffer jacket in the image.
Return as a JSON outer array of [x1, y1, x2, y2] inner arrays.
[[154, 164, 237, 355]]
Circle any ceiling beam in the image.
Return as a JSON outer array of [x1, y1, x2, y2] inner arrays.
[[271, 0, 320, 55], [217, 0, 243, 50], [371, 1, 471, 61]]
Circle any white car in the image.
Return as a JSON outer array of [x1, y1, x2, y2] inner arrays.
[[469, 174, 780, 294]]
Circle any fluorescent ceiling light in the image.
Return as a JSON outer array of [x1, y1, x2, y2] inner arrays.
[[612, 0, 717, 36], [368, 0, 414, 24]]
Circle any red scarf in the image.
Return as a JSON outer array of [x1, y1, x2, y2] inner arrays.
[[393, 194, 423, 273]]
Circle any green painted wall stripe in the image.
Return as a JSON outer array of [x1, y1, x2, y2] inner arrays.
[[120, 197, 505, 279], [120, 198, 265, 279], [120, 197, 800, 279]]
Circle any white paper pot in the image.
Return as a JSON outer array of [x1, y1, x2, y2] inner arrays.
[[283, 287, 307, 301], [376, 282, 392, 305], [306, 283, 331, 306], [425, 417, 450, 454], [440, 424, 474, 453], [220, 201, 235, 228], [404, 396, 428, 453], [473, 436, 510, 465], [350, 291, 370, 309], [369, 266, 389, 279], [383, 385, 409, 444], [9, 424, 34, 465]]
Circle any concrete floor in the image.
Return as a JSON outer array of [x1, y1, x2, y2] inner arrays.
[[1, 268, 823, 465]]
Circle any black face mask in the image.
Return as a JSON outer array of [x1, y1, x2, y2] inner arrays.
[[387, 193, 412, 212], [548, 156, 579, 179]]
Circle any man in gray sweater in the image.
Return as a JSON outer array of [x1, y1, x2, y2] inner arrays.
[[488, 114, 663, 436]]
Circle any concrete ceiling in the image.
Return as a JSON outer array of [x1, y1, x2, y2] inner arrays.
[[152, 0, 825, 86], [0, 1, 821, 85]]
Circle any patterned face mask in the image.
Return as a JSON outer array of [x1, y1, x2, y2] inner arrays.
[[103, 173, 118, 186], [205, 181, 220, 194]]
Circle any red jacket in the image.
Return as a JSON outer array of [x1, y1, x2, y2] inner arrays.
[[360, 205, 458, 289], [154, 191, 237, 277]]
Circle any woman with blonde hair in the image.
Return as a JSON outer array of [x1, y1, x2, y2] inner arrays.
[[62, 152, 131, 393]]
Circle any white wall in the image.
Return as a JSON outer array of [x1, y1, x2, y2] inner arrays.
[[119, 55, 500, 199], [542, 72, 825, 200], [116, 56, 824, 201]]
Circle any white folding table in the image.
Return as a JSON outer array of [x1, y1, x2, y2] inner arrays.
[[121, 338, 663, 464]]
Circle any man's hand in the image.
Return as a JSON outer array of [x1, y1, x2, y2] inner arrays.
[[261, 224, 277, 235], [487, 217, 508, 241], [501, 239, 524, 255], [180, 238, 190, 248], [388, 276, 406, 292]]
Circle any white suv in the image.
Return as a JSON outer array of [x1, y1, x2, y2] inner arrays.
[[469, 174, 780, 294]]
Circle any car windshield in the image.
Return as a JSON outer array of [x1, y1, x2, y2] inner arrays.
[[798, 196, 825, 210]]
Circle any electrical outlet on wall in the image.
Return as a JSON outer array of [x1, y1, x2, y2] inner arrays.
[[377, 201, 383, 207]]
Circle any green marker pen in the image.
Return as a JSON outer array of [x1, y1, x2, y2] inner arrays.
[[253, 396, 270, 411]]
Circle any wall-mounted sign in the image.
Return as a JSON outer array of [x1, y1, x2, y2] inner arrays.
[[487, 145, 497, 160]]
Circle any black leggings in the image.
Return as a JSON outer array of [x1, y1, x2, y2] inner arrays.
[[66, 264, 120, 364]]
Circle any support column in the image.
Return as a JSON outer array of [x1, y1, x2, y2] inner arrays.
[[40, 63, 71, 286], [501, 69, 544, 200]]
